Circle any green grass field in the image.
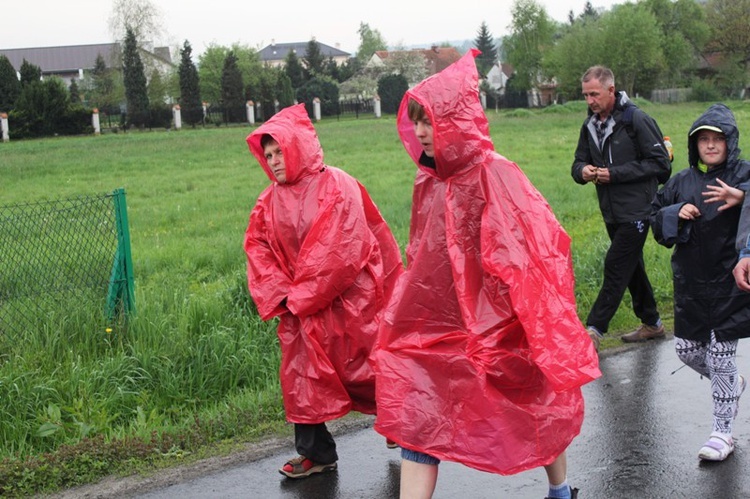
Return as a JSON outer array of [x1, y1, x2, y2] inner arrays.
[[1, 100, 750, 494]]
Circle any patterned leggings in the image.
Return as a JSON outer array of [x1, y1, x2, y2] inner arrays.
[[675, 332, 742, 434]]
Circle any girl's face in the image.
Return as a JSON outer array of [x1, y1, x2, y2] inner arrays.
[[413, 116, 434, 158], [696, 130, 727, 169]]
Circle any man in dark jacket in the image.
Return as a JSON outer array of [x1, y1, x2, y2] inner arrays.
[[571, 66, 672, 350]]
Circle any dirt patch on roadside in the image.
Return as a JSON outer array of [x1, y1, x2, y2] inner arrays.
[[46, 415, 375, 498]]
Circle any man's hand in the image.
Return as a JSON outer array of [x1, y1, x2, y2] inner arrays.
[[733, 257, 750, 292], [595, 167, 611, 184], [582, 164, 598, 183], [703, 178, 745, 211]]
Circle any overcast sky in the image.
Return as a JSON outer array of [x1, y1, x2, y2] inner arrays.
[[2, 0, 622, 57]]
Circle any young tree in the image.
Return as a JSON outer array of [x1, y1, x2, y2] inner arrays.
[[220, 51, 244, 122], [0, 55, 21, 111], [122, 26, 150, 127], [198, 43, 261, 105], [276, 71, 295, 109], [68, 79, 81, 104], [356, 22, 387, 65], [284, 49, 306, 89], [303, 39, 326, 77], [258, 68, 277, 121], [147, 69, 166, 106], [108, 0, 164, 45], [706, 0, 750, 74], [599, 3, 664, 96], [19, 59, 42, 86], [642, 0, 709, 86], [382, 49, 427, 86], [504, 0, 556, 92], [87, 54, 121, 112], [474, 22, 497, 76], [178, 40, 202, 125]]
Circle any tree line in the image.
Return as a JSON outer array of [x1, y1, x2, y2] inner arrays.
[[1, 0, 748, 138]]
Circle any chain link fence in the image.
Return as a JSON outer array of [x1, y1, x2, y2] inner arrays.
[[0, 189, 135, 339]]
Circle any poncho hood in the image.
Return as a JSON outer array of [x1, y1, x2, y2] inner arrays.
[[247, 103, 323, 185], [397, 49, 495, 179], [688, 103, 741, 169]]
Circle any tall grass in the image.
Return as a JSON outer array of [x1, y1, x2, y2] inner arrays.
[[1, 101, 749, 492]]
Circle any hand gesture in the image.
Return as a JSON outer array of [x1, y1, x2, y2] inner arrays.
[[702, 178, 744, 211]]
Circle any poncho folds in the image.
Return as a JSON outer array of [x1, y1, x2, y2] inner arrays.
[[244, 104, 403, 424], [374, 50, 601, 475]]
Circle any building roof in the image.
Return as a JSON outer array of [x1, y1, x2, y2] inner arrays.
[[258, 41, 350, 63], [0, 43, 173, 74], [373, 46, 462, 75]]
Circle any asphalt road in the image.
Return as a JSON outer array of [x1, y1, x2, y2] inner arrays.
[[65, 338, 750, 498]]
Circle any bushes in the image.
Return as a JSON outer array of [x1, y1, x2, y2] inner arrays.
[[377, 74, 408, 114], [296, 76, 340, 117]]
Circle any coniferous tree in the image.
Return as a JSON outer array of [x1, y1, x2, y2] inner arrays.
[[68, 79, 81, 104], [258, 69, 277, 121], [0, 55, 21, 111], [178, 40, 202, 125], [474, 22, 497, 77], [220, 51, 244, 122], [89, 54, 119, 111], [122, 26, 150, 127], [284, 50, 306, 89], [19, 59, 42, 86], [276, 71, 295, 109], [303, 39, 325, 78]]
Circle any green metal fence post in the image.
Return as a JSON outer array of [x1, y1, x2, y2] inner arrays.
[[106, 188, 136, 319]]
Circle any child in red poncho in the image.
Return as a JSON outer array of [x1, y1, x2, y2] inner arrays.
[[373, 51, 601, 499], [244, 104, 402, 479]]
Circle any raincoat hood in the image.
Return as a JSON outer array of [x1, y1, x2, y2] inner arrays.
[[247, 103, 323, 184], [688, 103, 741, 169], [397, 49, 494, 179]]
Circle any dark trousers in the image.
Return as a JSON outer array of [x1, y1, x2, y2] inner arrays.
[[586, 220, 660, 333], [295, 423, 337, 464]]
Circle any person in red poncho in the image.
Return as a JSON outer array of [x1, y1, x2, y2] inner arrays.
[[243, 104, 403, 479], [373, 50, 601, 499]]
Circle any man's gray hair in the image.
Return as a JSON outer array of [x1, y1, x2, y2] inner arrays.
[[582, 66, 615, 87]]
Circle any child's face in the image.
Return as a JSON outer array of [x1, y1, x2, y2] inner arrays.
[[413, 116, 434, 158], [263, 139, 286, 184], [696, 130, 727, 169]]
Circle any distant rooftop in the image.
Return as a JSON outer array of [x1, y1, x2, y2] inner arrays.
[[0, 43, 173, 74], [258, 41, 350, 62]]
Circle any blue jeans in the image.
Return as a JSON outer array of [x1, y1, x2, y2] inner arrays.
[[401, 447, 440, 465]]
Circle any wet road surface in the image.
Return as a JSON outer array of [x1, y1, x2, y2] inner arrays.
[[137, 339, 750, 498]]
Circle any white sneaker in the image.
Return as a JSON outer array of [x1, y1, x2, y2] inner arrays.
[[698, 432, 734, 461]]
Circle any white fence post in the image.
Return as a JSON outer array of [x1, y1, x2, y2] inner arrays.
[[1, 113, 8, 142], [246, 100, 255, 125], [373, 96, 381, 118], [173, 105, 182, 130], [92, 108, 101, 135], [480, 91, 487, 110], [313, 97, 321, 122]]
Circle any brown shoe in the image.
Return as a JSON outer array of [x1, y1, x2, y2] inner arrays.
[[621, 323, 666, 343]]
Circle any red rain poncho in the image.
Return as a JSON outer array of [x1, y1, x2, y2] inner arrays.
[[244, 104, 403, 424], [374, 50, 601, 475]]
